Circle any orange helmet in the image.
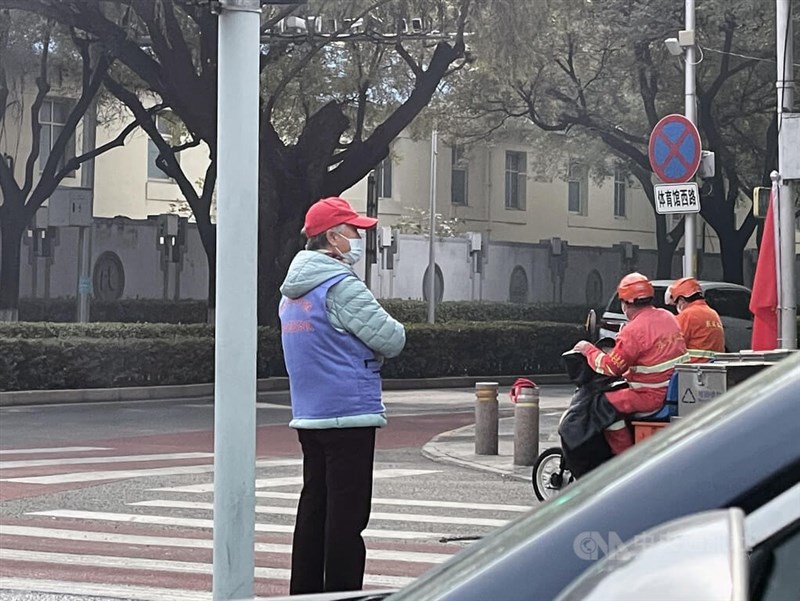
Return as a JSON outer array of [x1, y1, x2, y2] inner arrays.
[[617, 272, 654, 303], [665, 277, 703, 305]]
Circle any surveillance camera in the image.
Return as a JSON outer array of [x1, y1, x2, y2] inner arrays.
[[665, 37, 682, 56]]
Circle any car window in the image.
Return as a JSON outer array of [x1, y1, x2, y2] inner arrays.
[[750, 520, 800, 601], [705, 288, 753, 321], [605, 287, 674, 315]]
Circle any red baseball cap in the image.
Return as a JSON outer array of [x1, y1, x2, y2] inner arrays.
[[303, 197, 378, 237]]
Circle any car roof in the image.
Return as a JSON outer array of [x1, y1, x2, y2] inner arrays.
[[649, 280, 752, 292], [388, 353, 800, 601]]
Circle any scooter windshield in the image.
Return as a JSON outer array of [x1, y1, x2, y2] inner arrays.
[[562, 350, 597, 386]]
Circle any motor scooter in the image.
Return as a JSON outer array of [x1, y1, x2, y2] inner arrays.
[[532, 339, 675, 501], [532, 339, 622, 502]]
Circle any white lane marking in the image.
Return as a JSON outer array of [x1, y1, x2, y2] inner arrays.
[[27, 510, 445, 541], [0, 446, 112, 456], [256, 491, 532, 513], [0, 525, 451, 564], [0, 548, 414, 589], [131, 500, 509, 528], [0, 452, 214, 470], [1, 458, 301, 485], [255, 403, 290, 409], [0, 578, 210, 601], [154, 468, 438, 493]]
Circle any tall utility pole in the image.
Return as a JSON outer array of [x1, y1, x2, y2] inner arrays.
[[683, 0, 697, 277], [427, 129, 438, 324], [76, 100, 97, 323], [776, 0, 797, 349], [212, 0, 260, 599]]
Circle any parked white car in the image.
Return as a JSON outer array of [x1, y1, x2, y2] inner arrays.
[[587, 280, 753, 352]]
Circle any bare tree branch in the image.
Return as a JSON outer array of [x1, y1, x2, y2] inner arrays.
[[21, 22, 51, 200], [395, 42, 423, 78]]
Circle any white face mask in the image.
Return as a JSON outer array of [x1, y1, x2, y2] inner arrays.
[[335, 235, 364, 265]]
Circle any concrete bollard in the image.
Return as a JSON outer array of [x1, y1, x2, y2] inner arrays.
[[475, 381, 499, 455], [511, 380, 540, 466]]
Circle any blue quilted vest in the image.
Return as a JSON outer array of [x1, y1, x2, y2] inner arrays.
[[279, 273, 384, 420]]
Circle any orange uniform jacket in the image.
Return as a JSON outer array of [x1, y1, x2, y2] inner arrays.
[[676, 299, 725, 362], [584, 306, 688, 414]]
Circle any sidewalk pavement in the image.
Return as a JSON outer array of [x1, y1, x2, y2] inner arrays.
[[421, 388, 572, 483]]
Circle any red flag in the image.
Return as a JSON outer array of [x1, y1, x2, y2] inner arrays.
[[749, 189, 779, 350]]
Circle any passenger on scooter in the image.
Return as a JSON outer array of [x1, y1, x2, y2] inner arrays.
[[572, 273, 688, 454], [665, 277, 725, 362]]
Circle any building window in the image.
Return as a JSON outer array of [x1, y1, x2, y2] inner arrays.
[[375, 156, 393, 199], [148, 113, 180, 181], [509, 266, 529, 303], [38, 99, 74, 173], [505, 151, 526, 210], [451, 145, 468, 206], [568, 162, 587, 215], [614, 167, 627, 218]]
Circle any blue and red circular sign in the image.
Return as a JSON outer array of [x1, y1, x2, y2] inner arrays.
[[648, 114, 701, 184]]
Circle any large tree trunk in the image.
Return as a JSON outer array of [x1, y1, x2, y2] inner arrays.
[[195, 220, 216, 323], [257, 168, 319, 327], [0, 211, 24, 322], [717, 230, 747, 285], [654, 213, 682, 279]]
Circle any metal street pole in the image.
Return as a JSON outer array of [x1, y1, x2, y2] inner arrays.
[[776, 0, 797, 349], [77, 100, 97, 323], [683, 0, 697, 278], [427, 129, 438, 324], [212, 1, 260, 599]]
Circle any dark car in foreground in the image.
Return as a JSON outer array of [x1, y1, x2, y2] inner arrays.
[[274, 352, 800, 601]]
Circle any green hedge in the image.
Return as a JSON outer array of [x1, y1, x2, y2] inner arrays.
[[19, 299, 208, 324], [17, 298, 590, 325], [380, 301, 592, 324], [0, 321, 583, 391]]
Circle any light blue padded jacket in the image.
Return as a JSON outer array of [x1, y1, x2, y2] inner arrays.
[[280, 250, 406, 428]]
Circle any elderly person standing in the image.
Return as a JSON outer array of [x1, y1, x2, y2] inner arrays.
[[279, 196, 406, 595]]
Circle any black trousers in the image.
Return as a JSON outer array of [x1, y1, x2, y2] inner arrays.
[[290, 427, 376, 595]]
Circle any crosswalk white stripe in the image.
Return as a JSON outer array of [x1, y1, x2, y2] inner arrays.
[[0, 577, 210, 601], [28, 510, 447, 540], [0, 446, 112, 456], [130, 500, 509, 528], [0, 452, 214, 470], [1, 458, 302, 485], [256, 491, 532, 513], [0, 525, 452, 564], [0, 548, 414, 589], [154, 468, 439, 493]]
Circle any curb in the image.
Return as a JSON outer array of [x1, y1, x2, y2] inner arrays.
[[421, 419, 532, 483], [0, 374, 570, 407]]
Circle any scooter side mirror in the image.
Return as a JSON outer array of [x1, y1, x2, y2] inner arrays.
[[585, 309, 597, 340]]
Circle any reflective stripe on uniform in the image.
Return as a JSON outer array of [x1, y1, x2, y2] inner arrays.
[[688, 349, 718, 359], [593, 353, 611, 375], [628, 352, 690, 374], [628, 379, 671, 390]]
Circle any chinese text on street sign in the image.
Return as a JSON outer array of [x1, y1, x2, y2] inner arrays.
[[654, 183, 700, 215]]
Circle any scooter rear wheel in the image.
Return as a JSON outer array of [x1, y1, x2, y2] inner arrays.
[[532, 447, 573, 502]]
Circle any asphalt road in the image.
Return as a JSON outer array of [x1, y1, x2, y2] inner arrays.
[[0, 386, 572, 600]]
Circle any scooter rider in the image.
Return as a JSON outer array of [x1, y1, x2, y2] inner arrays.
[[665, 277, 725, 362], [572, 273, 688, 454]]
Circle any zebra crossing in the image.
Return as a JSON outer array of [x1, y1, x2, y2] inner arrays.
[[0, 444, 531, 599]]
